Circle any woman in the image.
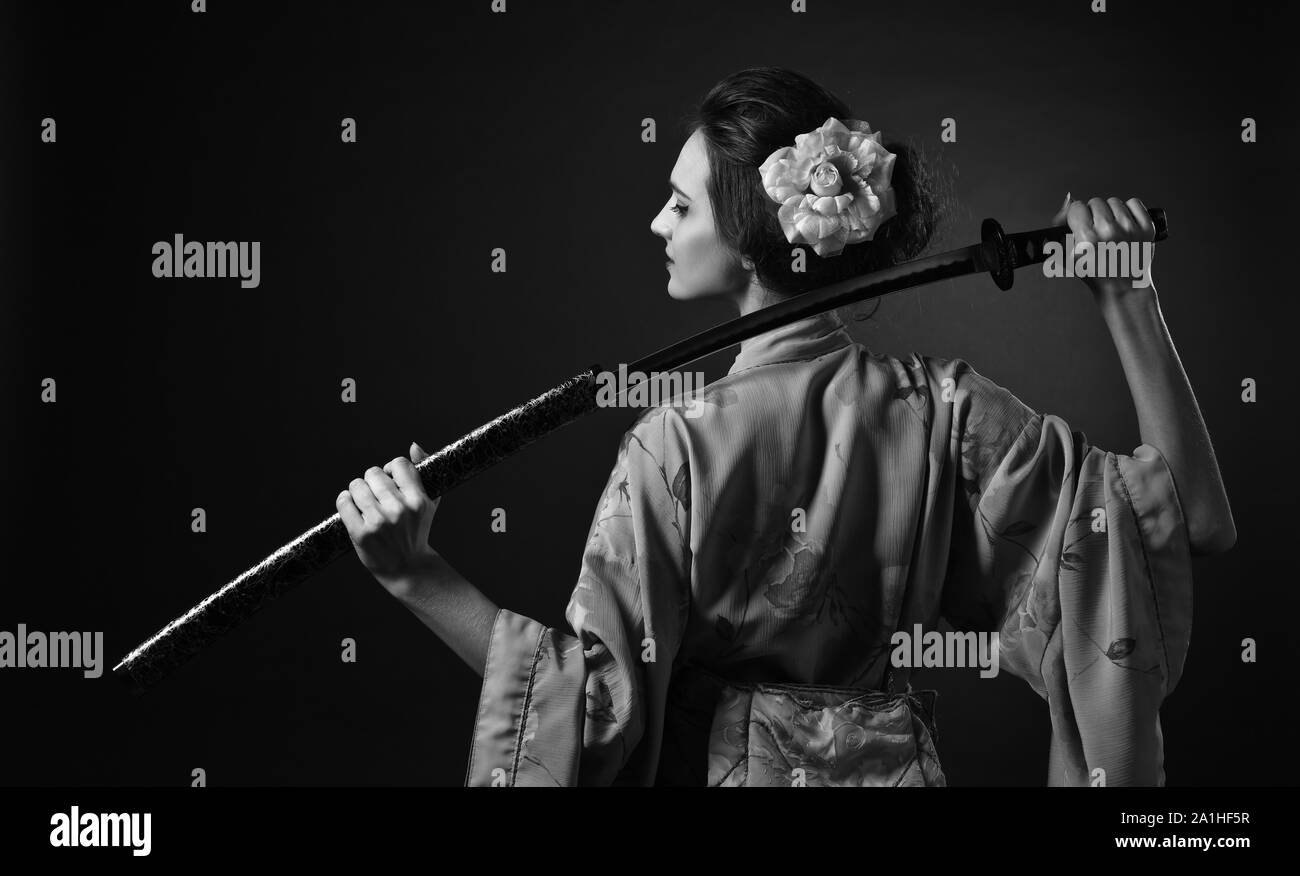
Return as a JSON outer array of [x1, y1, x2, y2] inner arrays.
[[334, 68, 1235, 786]]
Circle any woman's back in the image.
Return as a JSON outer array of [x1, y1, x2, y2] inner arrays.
[[463, 302, 1192, 786], [671, 309, 933, 692]]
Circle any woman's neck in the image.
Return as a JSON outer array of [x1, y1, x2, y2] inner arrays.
[[733, 279, 781, 316]]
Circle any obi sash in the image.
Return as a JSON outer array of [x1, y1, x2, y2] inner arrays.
[[653, 664, 945, 787]]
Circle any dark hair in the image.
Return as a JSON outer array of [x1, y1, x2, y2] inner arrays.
[[683, 67, 953, 300]]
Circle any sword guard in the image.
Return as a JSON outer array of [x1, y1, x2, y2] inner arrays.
[[1149, 207, 1169, 242], [981, 217, 1015, 291]]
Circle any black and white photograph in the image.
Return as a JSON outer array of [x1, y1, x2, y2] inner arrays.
[[2, 0, 1294, 859]]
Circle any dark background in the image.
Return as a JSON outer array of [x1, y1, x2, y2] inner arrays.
[[3, 0, 1296, 786]]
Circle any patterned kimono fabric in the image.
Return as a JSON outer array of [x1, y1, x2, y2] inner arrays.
[[464, 310, 1193, 787]]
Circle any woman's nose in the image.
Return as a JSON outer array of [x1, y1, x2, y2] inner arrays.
[[650, 202, 672, 239]]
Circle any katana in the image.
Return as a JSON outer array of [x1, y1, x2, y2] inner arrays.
[[113, 210, 1169, 693]]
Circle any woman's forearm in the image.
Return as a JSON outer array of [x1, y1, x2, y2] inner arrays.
[[391, 553, 499, 678], [1096, 284, 1236, 553]]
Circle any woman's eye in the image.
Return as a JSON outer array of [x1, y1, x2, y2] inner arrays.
[[671, 201, 687, 216]]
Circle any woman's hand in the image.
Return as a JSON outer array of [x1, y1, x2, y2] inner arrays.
[[1051, 194, 1158, 306], [336, 442, 499, 674], [336, 441, 439, 597]]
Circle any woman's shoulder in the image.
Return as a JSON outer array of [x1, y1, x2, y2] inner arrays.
[[845, 348, 1037, 436], [623, 346, 948, 425], [894, 350, 1025, 400], [616, 346, 1031, 442]]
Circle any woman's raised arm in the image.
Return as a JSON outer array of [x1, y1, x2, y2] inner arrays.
[[1060, 196, 1236, 556]]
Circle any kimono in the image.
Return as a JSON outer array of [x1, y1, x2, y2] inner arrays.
[[464, 309, 1193, 787]]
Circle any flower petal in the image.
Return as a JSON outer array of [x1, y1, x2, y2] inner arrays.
[[758, 145, 795, 176], [796, 209, 839, 241], [858, 185, 882, 214], [866, 151, 897, 191], [819, 117, 851, 141], [854, 137, 895, 186], [812, 229, 850, 257], [760, 151, 814, 204], [777, 196, 805, 242], [793, 129, 824, 163], [811, 195, 841, 216]]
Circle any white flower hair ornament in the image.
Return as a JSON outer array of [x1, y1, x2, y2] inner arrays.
[[758, 116, 898, 257]]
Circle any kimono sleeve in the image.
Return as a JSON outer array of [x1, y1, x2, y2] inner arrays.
[[464, 406, 693, 786], [933, 357, 1194, 787]]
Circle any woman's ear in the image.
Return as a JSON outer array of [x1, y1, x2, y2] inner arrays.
[[740, 253, 756, 272]]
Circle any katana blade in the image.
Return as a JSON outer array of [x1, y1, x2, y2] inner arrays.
[[633, 209, 1167, 373], [112, 210, 1167, 693]]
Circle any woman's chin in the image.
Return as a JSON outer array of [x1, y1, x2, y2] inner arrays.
[[666, 279, 710, 302]]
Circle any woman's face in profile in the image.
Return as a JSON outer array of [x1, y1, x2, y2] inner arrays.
[[650, 129, 753, 303]]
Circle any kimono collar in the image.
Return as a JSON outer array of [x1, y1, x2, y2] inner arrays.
[[726, 308, 856, 376]]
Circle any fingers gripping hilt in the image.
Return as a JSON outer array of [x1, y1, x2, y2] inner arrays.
[[981, 207, 1169, 291]]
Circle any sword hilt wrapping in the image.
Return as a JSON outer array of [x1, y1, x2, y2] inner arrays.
[[982, 206, 1168, 291], [113, 366, 604, 693]]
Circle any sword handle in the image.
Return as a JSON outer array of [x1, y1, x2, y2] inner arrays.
[[982, 207, 1168, 291], [112, 366, 604, 694]]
